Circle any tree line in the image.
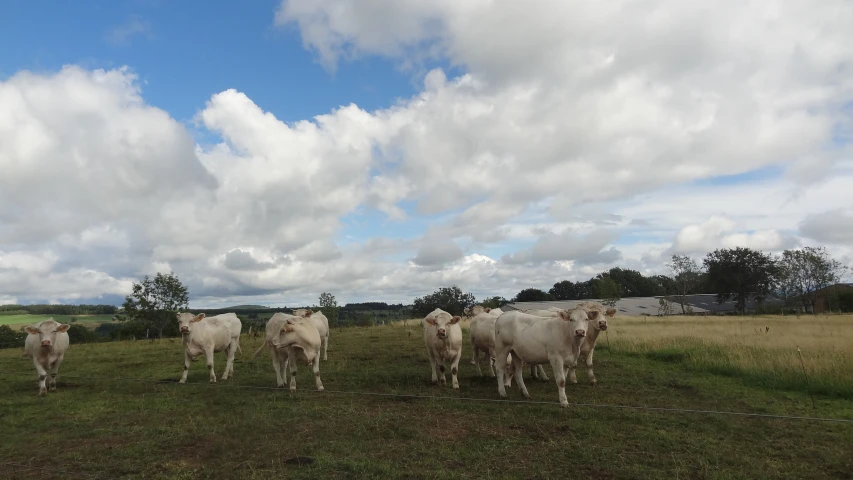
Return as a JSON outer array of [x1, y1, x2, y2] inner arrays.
[[0, 304, 118, 315], [412, 246, 849, 317]]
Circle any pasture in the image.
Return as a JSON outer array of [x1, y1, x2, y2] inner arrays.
[[0, 314, 115, 327], [1, 314, 852, 479]]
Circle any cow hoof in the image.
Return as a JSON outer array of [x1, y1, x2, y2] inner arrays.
[[38, 390, 47, 396], [317, 386, 325, 392], [452, 384, 459, 390], [590, 381, 598, 386], [560, 402, 568, 408]]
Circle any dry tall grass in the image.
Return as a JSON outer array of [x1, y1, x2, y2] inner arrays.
[[607, 314, 853, 398]]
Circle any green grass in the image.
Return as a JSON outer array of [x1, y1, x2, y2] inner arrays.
[[0, 314, 115, 326], [1, 323, 852, 479]]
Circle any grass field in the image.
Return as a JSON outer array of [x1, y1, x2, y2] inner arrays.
[[0, 314, 115, 326], [1, 315, 852, 479]]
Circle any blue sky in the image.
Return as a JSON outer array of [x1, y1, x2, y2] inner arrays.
[[0, 1, 851, 307]]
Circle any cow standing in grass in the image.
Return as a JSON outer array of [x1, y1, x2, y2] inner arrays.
[[469, 308, 514, 386], [24, 319, 70, 396], [572, 302, 616, 385], [293, 308, 330, 361], [494, 307, 593, 407], [252, 313, 324, 391], [176, 312, 242, 384], [423, 308, 463, 389]]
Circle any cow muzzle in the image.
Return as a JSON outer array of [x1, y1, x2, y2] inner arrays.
[[41, 340, 52, 347], [180, 327, 189, 334], [437, 329, 447, 339], [574, 329, 586, 338], [598, 321, 608, 331]]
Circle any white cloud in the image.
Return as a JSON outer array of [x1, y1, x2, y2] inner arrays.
[[800, 209, 853, 244], [2, 0, 853, 305]]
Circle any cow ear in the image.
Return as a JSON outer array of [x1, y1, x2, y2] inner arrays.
[[24, 326, 39, 335], [281, 325, 294, 333], [176, 313, 182, 320], [450, 316, 462, 324], [56, 324, 70, 333], [285, 317, 296, 325], [606, 308, 617, 317], [558, 311, 571, 321], [485, 308, 491, 313], [192, 313, 205, 322], [305, 309, 313, 317], [424, 317, 437, 326], [587, 310, 600, 320]]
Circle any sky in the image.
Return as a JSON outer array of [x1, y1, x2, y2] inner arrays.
[[1, 0, 852, 308]]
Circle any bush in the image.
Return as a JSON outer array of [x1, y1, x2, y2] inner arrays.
[[67, 324, 99, 344], [0, 324, 27, 349]]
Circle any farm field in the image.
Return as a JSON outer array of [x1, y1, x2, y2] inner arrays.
[[1, 315, 852, 479], [0, 314, 115, 327]]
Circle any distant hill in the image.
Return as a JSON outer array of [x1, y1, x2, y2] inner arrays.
[[223, 305, 273, 310]]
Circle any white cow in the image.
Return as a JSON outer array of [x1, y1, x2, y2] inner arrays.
[[572, 302, 616, 385], [463, 305, 487, 317], [469, 310, 513, 386], [293, 308, 330, 360], [252, 313, 324, 391], [494, 307, 594, 407], [176, 312, 242, 384], [423, 308, 463, 389], [24, 319, 70, 395]]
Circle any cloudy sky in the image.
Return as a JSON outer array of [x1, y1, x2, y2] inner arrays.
[[1, 1, 852, 308]]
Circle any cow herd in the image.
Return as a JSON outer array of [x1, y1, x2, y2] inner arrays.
[[20, 301, 616, 407]]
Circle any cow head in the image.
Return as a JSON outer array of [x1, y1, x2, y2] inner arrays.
[[557, 308, 590, 338], [424, 312, 461, 339], [594, 308, 616, 331], [24, 319, 70, 348], [176, 312, 205, 335]]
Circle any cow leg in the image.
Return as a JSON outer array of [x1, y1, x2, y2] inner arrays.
[[271, 348, 285, 387], [32, 358, 48, 396], [322, 334, 329, 361], [427, 348, 439, 384], [287, 349, 298, 391], [48, 356, 62, 391], [222, 342, 237, 380], [549, 356, 568, 407], [567, 355, 579, 384], [536, 364, 550, 381], [470, 343, 478, 365], [494, 347, 510, 399], [179, 351, 192, 384], [511, 354, 529, 399], [205, 348, 217, 384], [450, 350, 461, 390], [313, 354, 324, 391], [586, 348, 597, 385]]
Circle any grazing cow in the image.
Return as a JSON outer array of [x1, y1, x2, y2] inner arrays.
[[572, 302, 616, 385], [252, 313, 324, 391], [469, 310, 514, 386], [24, 319, 70, 395], [494, 307, 594, 407], [176, 312, 242, 384], [423, 308, 463, 389], [293, 308, 330, 360]]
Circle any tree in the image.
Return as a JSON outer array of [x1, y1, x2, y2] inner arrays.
[[412, 286, 476, 317], [667, 254, 703, 314], [481, 296, 509, 309], [121, 272, 189, 338], [549, 280, 579, 300], [512, 288, 553, 302], [703, 247, 777, 314], [776, 247, 847, 314], [595, 275, 621, 307], [606, 267, 665, 297], [318, 292, 340, 326]]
